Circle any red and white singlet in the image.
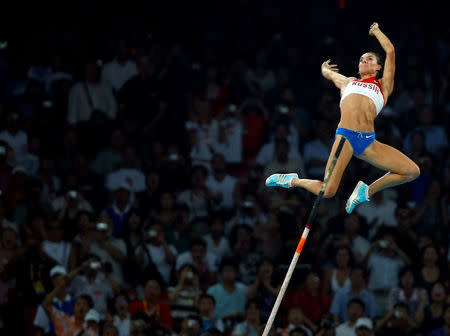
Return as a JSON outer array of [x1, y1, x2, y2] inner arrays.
[[339, 77, 385, 115]]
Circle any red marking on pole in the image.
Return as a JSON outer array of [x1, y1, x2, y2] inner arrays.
[[296, 237, 307, 253]]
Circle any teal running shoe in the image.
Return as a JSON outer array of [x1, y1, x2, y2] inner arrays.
[[265, 173, 298, 188], [346, 181, 370, 214]]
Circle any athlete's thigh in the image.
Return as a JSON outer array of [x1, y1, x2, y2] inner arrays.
[[357, 140, 417, 174], [323, 135, 354, 184]]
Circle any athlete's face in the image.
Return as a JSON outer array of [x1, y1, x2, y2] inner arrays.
[[359, 53, 381, 76]]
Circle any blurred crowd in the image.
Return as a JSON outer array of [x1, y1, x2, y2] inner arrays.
[[0, 2, 449, 336]]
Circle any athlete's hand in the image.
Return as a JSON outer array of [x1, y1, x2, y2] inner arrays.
[[321, 59, 339, 76], [369, 22, 380, 36]]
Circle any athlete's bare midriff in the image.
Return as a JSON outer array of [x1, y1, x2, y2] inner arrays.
[[338, 93, 378, 132]]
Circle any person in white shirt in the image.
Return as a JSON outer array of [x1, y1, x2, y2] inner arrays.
[[105, 146, 146, 194], [101, 39, 138, 94], [112, 294, 131, 336], [356, 191, 398, 240], [206, 153, 239, 212], [204, 215, 231, 265], [69, 256, 115, 320], [363, 229, 411, 313], [256, 121, 302, 167], [67, 61, 117, 125], [212, 104, 244, 165], [0, 112, 28, 164], [135, 223, 177, 286], [335, 298, 365, 336], [87, 219, 126, 286]]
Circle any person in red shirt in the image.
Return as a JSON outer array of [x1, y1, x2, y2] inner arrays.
[[129, 278, 173, 332], [291, 271, 332, 326]]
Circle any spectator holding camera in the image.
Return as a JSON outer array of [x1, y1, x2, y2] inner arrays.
[[69, 255, 115, 320], [87, 217, 126, 286], [41, 259, 96, 336], [168, 263, 201, 330], [33, 265, 75, 336], [176, 238, 217, 290], [277, 306, 314, 336], [416, 282, 448, 333], [363, 228, 411, 313], [135, 222, 177, 287], [375, 302, 417, 336], [178, 314, 202, 336]]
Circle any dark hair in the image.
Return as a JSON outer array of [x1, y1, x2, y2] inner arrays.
[[76, 294, 94, 309], [219, 256, 238, 272], [199, 294, 216, 306], [245, 299, 260, 311], [335, 245, 354, 268], [190, 238, 207, 249], [289, 328, 308, 336], [348, 298, 365, 312], [366, 51, 384, 78], [398, 266, 416, 286], [351, 264, 368, 280]]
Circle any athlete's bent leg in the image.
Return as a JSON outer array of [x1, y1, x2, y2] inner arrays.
[[291, 135, 354, 198], [356, 140, 420, 196]]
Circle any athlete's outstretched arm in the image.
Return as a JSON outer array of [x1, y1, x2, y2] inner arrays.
[[321, 60, 351, 90], [370, 22, 395, 97]]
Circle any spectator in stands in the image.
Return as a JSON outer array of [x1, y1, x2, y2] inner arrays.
[[403, 105, 448, 159], [212, 103, 244, 166], [427, 304, 450, 336], [330, 265, 379, 323], [90, 129, 124, 177], [375, 301, 418, 336], [0, 111, 28, 165], [105, 145, 146, 194], [204, 214, 231, 269], [206, 153, 240, 212], [101, 183, 133, 237], [165, 202, 192, 254], [354, 317, 374, 336], [101, 38, 138, 94], [356, 191, 398, 239], [247, 257, 279, 321], [388, 266, 428, 319], [364, 228, 411, 313], [263, 137, 305, 180], [416, 244, 447, 294], [67, 60, 117, 125], [129, 278, 173, 332], [135, 223, 177, 287], [177, 165, 211, 227], [0, 227, 18, 307], [303, 120, 333, 179], [323, 246, 353, 297], [41, 216, 74, 270], [178, 314, 202, 336], [290, 270, 331, 325], [86, 217, 126, 286], [176, 238, 217, 290], [277, 306, 315, 336], [335, 298, 365, 336], [197, 294, 225, 334], [122, 208, 143, 286], [207, 257, 247, 320], [33, 266, 75, 336], [152, 191, 177, 228], [168, 263, 201, 331], [415, 281, 447, 333], [69, 255, 115, 320], [231, 300, 263, 336], [112, 293, 131, 336]]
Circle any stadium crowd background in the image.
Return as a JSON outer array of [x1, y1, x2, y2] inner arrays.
[[0, 1, 449, 336]]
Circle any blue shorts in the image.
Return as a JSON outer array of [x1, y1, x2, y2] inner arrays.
[[335, 127, 376, 155]]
